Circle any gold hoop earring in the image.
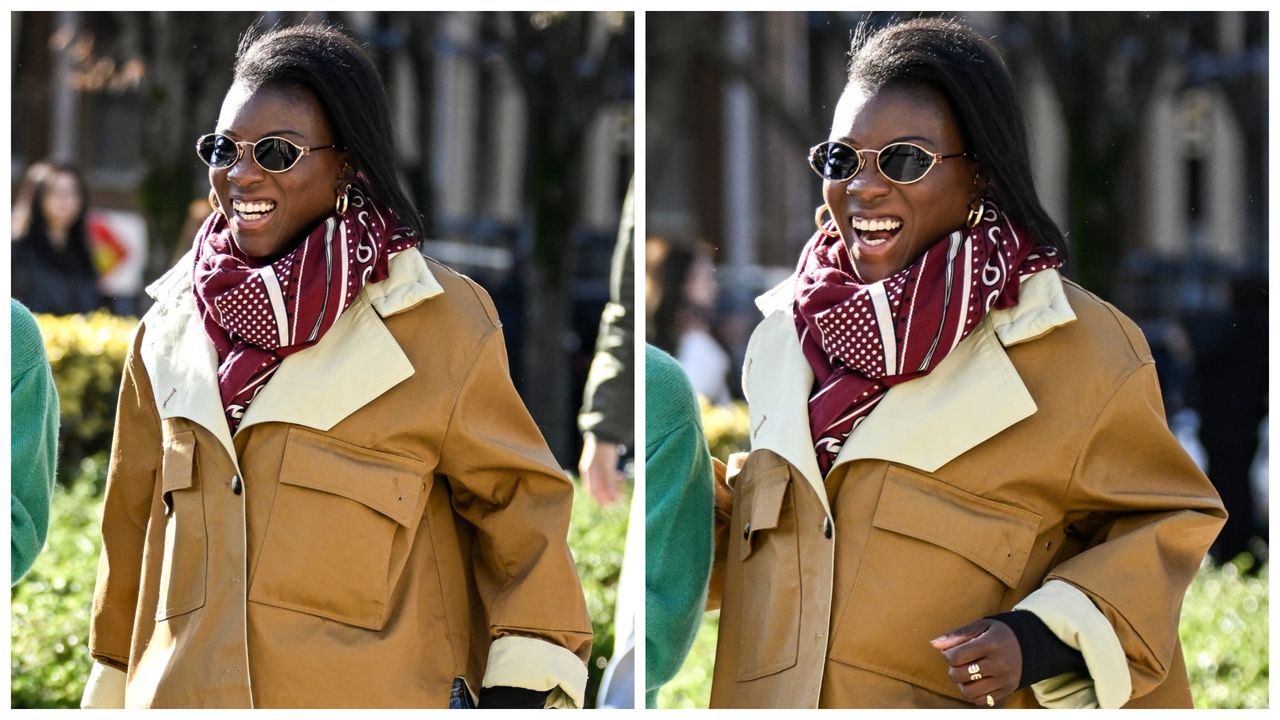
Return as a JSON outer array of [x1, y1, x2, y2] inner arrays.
[[966, 200, 986, 229], [814, 204, 839, 237], [335, 184, 351, 216], [208, 189, 222, 214]]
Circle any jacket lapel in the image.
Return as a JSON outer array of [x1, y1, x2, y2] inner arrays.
[[141, 249, 444, 458], [141, 251, 240, 465], [744, 270, 1076, 497]]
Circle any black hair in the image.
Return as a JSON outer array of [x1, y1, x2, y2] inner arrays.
[[649, 236, 713, 355], [847, 17, 1068, 261], [19, 161, 97, 277], [232, 22, 425, 240]]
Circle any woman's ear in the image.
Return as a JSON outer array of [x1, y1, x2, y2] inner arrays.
[[337, 155, 356, 189]]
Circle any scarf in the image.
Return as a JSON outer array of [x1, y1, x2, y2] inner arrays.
[[192, 186, 418, 432], [793, 198, 1062, 477]]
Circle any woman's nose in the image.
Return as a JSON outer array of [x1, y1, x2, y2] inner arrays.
[[226, 147, 264, 186], [843, 165, 891, 200]]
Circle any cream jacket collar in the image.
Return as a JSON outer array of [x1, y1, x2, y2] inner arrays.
[[140, 248, 444, 469], [745, 269, 1076, 517]]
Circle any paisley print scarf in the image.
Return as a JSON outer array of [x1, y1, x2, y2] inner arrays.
[[793, 198, 1062, 477], [192, 186, 418, 432]]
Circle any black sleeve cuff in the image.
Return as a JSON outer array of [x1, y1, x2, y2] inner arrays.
[[477, 685, 553, 709], [988, 610, 1089, 688]]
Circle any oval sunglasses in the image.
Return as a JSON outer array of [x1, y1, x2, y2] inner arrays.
[[196, 133, 339, 173], [809, 140, 970, 185]]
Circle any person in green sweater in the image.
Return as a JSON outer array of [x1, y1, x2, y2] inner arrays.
[[11, 299, 60, 584], [644, 344, 713, 706]]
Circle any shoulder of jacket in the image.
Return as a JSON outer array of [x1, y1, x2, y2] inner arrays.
[[645, 345, 701, 438], [1057, 279, 1154, 368], [415, 254, 502, 332]]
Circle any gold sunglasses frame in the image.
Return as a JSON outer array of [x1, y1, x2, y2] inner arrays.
[[808, 140, 970, 186], [195, 133, 339, 174]]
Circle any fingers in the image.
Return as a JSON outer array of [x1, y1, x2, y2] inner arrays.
[[586, 468, 622, 505], [930, 618, 991, 651]]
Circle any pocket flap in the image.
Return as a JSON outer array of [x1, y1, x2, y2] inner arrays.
[[873, 468, 1041, 587], [737, 465, 789, 561], [161, 431, 196, 493], [279, 428, 429, 527]]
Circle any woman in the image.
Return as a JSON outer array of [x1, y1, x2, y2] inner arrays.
[[708, 18, 1224, 709], [647, 236, 732, 405], [81, 23, 591, 709], [11, 161, 104, 315]]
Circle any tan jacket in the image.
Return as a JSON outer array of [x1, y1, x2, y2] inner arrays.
[[710, 271, 1225, 709], [82, 249, 593, 708]]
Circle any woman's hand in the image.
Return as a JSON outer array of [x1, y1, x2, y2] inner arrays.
[[930, 618, 1022, 707]]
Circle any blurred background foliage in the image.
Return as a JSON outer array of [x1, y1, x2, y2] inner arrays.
[[11, 312, 628, 708]]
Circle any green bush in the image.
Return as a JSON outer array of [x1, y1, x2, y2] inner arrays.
[[11, 465, 628, 709], [33, 312, 137, 491], [568, 483, 631, 707], [1181, 555, 1269, 708], [10, 470, 104, 708], [658, 560, 1269, 708]]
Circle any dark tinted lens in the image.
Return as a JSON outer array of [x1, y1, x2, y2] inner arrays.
[[198, 134, 240, 168], [812, 142, 860, 180], [253, 138, 301, 172], [878, 143, 934, 183]]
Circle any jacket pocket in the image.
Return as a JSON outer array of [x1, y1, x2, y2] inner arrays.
[[829, 465, 1041, 697], [156, 431, 206, 621], [249, 427, 429, 630], [732, 462, 800, 681]]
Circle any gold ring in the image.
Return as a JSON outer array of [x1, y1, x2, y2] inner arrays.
[[970, 672, 982, 681], [986, 694, 995, 707], [967, 663, 981, 675]]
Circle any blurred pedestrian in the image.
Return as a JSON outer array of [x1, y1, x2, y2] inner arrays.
[[82, 22, 590, 709], [708, 17, 1224, 709], [11, 161, 104, 315], [647, 236, 731, 404], [578, 178, 635, 706], [10, 299, 60, 585], [578, 178, 634, 507]]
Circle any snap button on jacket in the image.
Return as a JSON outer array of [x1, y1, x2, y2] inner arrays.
[[87, 250, 593, 708], [709, 272, 1225, 709]]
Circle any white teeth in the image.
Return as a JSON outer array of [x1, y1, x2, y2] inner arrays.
[[232, 199, 277, 216], [850, 215, 903, 233]]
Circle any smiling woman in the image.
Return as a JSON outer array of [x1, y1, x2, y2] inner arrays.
[[704, 16, 1225, 710], [80, 22, 592, 709]]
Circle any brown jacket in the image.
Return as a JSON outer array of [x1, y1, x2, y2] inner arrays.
[[83, 249, 593, 708], [710, 271, 1225, 708]]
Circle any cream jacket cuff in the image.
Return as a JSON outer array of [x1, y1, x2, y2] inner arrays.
[[1014, 579, 1132, 708], [80, 661, 126, 708], [482, 635, 589, 709]]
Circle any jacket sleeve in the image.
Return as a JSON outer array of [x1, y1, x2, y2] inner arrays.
[[83, 323, 163, 707], [10, 302, 60, 585], [643, 346, 714, 706], [577, 182, 635, 446], [1020, 361, 1225, 708], [436, 327, 593, 709]]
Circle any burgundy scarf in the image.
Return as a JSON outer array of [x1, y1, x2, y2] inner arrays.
[[192, 186, 418, 432], [793, 198, 1062, 476]]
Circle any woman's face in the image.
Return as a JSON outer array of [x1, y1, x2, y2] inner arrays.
[[210, 82, 345, 261], [823, 82, 977, 283], [40, 171, 83, 238]]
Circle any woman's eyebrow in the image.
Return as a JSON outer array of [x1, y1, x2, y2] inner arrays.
[[217, 128, 306, 139], [834, 133, 937, 147]]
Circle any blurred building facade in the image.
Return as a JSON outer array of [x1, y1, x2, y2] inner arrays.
[[648, 11, 1266, 314], [12, 10, 634, 464], [648, 10, 1268, 559]]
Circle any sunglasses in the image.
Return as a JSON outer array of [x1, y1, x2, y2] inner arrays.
[[196, 133, 339, 173], [808, 140, 970, 185]]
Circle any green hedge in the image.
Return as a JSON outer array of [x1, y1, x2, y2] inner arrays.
[[10, 469, 628, 708], [33, 312, 136, 491]]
